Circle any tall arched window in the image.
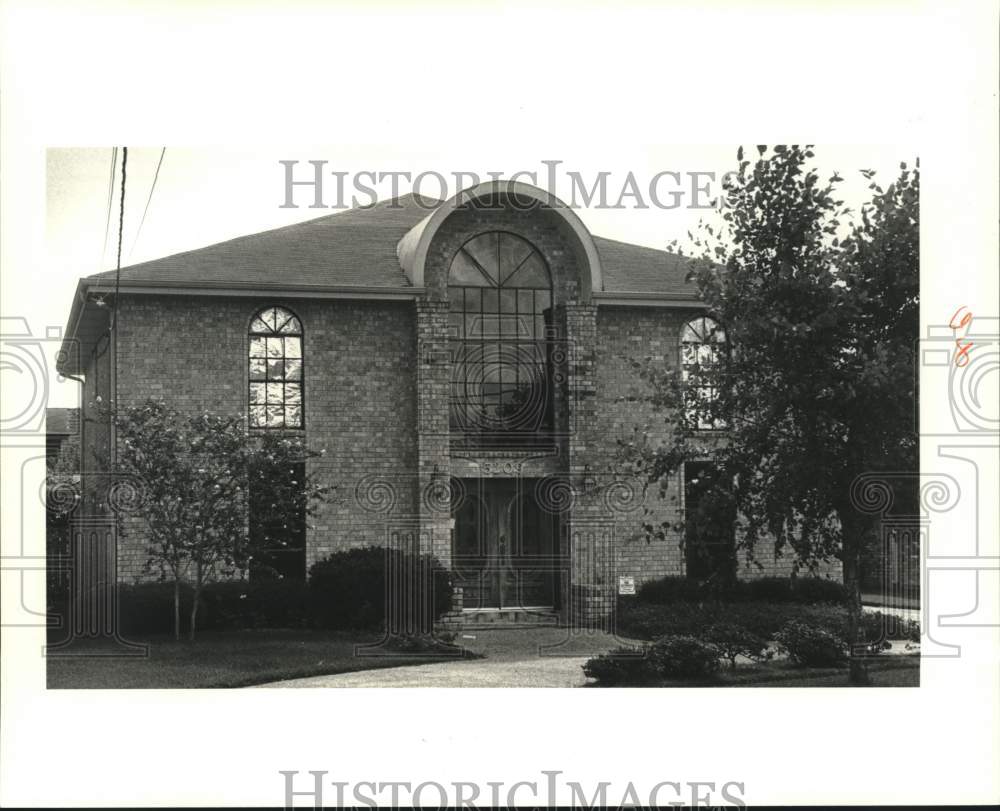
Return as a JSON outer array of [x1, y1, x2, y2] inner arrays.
[[447, 231, 553, 445], [248, 306, 303, 429], [680, 316, 725, 430]]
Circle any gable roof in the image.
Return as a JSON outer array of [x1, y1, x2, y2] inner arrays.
[[62, 193, 706, 375], [83, 193, 701, 296]]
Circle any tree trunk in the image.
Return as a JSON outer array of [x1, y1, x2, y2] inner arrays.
[[173, 578, 180, 641], [189, 563, 202, 642], [839, 511, 871, 686]]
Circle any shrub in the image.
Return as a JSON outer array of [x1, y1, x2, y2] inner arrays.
[[199, 579, 309, 630], [858, 611, 920, 644], [308, 546, 452, 631], [648, 634, 722, 679], [616, 599, 848, 642], [118, 582, 194, 635], [382, 632, 480, 658], [582, 646, 660, 686], [635, 576, 712, 604], [114, 580, 311, 635], [774, 621, 847, 667], [633, 575, 847, 606], [730, 576, 847, 604], [704, 623, 772, 669]]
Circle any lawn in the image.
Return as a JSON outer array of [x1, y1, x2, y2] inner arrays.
[[46, 629, 466, 689]]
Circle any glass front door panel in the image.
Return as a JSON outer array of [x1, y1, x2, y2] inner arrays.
[[451, 479, 558, 610]]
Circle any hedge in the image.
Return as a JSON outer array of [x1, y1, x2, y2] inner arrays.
[[635, 575, 847, 606]]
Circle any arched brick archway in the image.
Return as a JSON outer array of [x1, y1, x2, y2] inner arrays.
[[397, 181, 603, 302]]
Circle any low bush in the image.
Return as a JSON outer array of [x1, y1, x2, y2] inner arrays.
[[648, 634, 722, 679], [308, 546, 452, 631], [704, 623, 772, 669], [382, 632, 480, 658], [199, 579, 309, 630], [617, 599, 847, 642], [113, 580, 312, 636], [858, 611, 921, 643], [733, 576, 847, 605], [117, 582, 192, 636], [635, 576, 713, 604], [582, 646, 660, 686], [634, 575, 846, 606], [774, 621, 847, 667]]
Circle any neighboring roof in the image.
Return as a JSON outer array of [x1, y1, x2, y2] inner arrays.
[[82, 192, 701, 296], [46, 408, 78, 436]]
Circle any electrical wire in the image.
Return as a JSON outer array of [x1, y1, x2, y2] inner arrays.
[[129, 147, 166, 260], [101, 147, 118, 269]]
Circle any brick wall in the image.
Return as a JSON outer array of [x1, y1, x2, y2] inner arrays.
[[112, 294, 418, 580], [594, 305, 842, 587]]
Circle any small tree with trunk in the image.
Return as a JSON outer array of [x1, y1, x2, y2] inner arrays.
[[114, 399, 332, 640], [624, 146, 918, 684]]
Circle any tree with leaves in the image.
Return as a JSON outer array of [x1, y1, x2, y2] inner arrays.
[[627, 145, 918, 684], [114, 399, 332, 640]]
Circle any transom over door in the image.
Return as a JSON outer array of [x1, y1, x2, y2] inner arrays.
[[451, 479, 558, 610]]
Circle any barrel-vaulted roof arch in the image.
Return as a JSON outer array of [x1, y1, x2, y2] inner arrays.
[[395, 181, 604, 296]]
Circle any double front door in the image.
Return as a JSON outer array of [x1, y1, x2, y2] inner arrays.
[[451, 478, 559, 610]]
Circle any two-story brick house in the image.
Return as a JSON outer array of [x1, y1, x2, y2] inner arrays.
[[56, 180, 839, 625]]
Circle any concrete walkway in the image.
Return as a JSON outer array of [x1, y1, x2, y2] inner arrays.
[[254, 627, 630, 688], [256, 655, 594, 688]]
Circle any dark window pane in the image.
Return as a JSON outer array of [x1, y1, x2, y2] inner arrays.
[[450, 252, 491, 286], [462, 233, 500, 284], [507, 254, 550, 288]]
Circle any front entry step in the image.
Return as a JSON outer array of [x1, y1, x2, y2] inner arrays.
[[438, 608, 560, 630]]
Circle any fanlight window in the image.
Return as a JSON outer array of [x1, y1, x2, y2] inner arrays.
[[248, 306, 303, 429], [448, 231, 553, 444], [681, 316, 726, 430]]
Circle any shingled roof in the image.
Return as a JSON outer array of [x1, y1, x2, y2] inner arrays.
[[85, 192, 700, 296]]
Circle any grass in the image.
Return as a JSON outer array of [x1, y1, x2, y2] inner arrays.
[[46, 629, 469, 689]]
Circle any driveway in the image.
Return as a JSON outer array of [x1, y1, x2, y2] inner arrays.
[[254, 627, 631, 688]]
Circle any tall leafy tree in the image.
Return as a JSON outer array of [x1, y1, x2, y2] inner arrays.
[[114, 400, 332, 639], [629, 146, 918, 684]]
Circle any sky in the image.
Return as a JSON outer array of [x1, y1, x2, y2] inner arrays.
[[40, 144, 912, 407]]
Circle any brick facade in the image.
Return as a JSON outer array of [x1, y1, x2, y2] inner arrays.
[[68, 191, 842, 618]]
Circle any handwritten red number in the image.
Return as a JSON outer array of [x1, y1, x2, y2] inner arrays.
[[949, 306, 973, 366]]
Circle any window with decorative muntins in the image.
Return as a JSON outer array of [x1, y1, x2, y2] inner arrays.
[[680, 316, 726, 430], [447, 231, 554, 445], [248, 306, 303, 429]]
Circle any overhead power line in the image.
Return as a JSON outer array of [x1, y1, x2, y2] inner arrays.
[[101, 147, 118, 269], [129, 147, 166, 260]]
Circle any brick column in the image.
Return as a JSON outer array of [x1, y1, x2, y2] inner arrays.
[[560, 303, 615, 625], [415, 300, 453, 566]]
